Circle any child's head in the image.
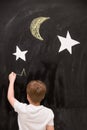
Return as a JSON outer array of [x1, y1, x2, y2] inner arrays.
[[26, 80, 46, 104]]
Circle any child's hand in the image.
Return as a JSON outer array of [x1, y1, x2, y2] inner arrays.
[[9, 72, 16, 83]]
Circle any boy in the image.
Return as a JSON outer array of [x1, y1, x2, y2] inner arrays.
[[7, 72, 54, 130]]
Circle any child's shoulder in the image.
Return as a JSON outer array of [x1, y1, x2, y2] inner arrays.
[[42, 106, 54, 118], [43, 106, 54, 114]]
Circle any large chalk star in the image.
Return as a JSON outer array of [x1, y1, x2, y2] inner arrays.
[[13, 46, 28, 61], [57, 31, 80, 54]]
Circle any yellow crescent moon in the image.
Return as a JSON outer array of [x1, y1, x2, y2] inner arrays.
[[30, 17, 50, 41]]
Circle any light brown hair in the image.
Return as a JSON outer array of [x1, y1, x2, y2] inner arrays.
[[26, 80, 46, 103]]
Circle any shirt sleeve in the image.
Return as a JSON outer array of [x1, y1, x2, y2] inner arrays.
[[13, 99, 27, 114], [47, 110, 54, 126]]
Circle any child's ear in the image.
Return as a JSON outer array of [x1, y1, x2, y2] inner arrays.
[[27, 94, 31, 102], [42, 96, 45, 100], [27, 94, 29, 100]]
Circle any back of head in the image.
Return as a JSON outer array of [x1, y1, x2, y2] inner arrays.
[[26, 80, 46, 104]]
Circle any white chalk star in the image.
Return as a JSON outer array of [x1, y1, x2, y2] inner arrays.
[[13, 46, 28, 61], [57, 31, 80, 54]]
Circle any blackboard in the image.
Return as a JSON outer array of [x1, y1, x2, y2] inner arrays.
[[0, 0, 87, 130]]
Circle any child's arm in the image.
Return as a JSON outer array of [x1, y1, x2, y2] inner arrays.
[[46, 125, 54, 130], [7, 72, 16, 107]]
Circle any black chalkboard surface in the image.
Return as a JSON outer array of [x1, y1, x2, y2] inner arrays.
[[0, 0, 87, 130]]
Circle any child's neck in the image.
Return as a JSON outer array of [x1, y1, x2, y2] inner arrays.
[[27, 96, 40, 106], [30, 101, 40, 106]]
